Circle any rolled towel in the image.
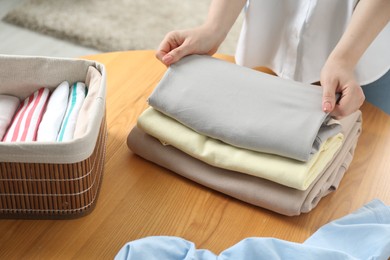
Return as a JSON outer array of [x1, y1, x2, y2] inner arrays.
[[37, 81, 69, 142], [3, 88, 50, 142], [148, 55, 342, 162], [57, 82, 87, 142], [0, 95, 20, 140]]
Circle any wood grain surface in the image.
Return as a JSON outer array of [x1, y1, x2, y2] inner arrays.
[[0, 50, 389, 259]]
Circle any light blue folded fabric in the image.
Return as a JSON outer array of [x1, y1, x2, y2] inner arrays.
[[304, 199, 390, 259], [148, 55, 341, 162], [115, 199, 390, 260]]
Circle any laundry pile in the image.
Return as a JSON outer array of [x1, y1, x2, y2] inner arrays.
[[127, 55, 362, 216], [0, 66, 101, 143]]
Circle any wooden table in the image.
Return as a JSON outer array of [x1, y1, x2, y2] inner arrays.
[[1, 50, 389, 259]]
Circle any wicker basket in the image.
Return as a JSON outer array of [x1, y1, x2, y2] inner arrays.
[[0, 55, 107, 219]]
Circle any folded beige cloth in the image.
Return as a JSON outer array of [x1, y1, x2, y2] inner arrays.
[[74, 66, 104, 139], [137, 107, 344, 190], [127, 111, 362, 216]]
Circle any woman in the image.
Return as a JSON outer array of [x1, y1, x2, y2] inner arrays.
[[155, 0, 390, 117]]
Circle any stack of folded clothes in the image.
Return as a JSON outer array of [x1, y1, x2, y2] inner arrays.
[[0, 66, 101, 143], [127, 55, 362, 216]]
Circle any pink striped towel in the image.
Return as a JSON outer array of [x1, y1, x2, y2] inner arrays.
[[2, 88, 50, 142]]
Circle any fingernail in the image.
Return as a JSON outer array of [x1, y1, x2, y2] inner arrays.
[[162, 54, 173, 64], [323, 101, 332, 112]]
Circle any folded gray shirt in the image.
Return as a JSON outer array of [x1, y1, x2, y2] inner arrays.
[[148, 55, 341, 161]]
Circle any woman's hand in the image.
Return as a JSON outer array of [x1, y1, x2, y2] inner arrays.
[[156, 0, 246, 66], [155, 25, 224, 66], [320, 0, 389, 118], [320, 58, 365, 119]]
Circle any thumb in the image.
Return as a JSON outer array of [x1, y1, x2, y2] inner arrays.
[[162, 44, 192, 66], [322, 82, 337, 113]]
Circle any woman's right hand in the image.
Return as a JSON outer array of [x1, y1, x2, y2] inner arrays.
[[156, 0, 246, 65], [155, 25, 225, 66]]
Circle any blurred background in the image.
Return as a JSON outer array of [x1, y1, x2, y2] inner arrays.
[[0, 0, 243, 58]]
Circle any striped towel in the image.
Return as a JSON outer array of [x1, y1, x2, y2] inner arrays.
[[3, 88, 50, 142], [0, 95, 20, 140], [37, 81, 70, 142], [57, 82, 87, 142]]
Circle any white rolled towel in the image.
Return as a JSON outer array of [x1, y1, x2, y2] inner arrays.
[[37, 81, 70, 142]]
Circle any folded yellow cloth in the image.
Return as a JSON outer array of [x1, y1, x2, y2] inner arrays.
[[137, 107, 344, 190]]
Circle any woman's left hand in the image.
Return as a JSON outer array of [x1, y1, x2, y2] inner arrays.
[[320, 58, 365, 119]]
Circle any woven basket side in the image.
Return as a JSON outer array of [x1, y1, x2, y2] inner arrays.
[[0, 116, 107, 219]]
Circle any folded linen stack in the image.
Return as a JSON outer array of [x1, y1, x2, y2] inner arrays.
[[0, 66, 101, 143], [127, 55, 362, 216]]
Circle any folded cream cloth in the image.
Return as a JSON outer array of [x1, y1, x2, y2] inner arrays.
[[36, 81, 69, 142], [137, 107, 344, 190], [148, 55, 341, 162], [127, 111, 362, 216], [3, 88, 50, 142], [0, 95, 20, 140], [57, 82, 87, 142], [74, 66, 103, 138]]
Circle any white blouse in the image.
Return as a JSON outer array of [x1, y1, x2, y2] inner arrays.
[[235, 0, 390, 85]]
